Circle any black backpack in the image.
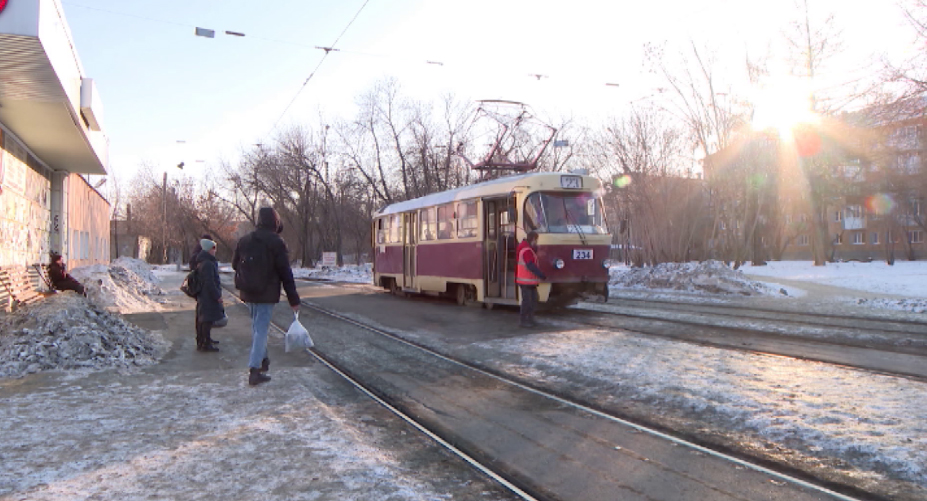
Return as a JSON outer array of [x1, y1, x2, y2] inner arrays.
[[235, 234, 272, 294], [180, 268, 202, 298]]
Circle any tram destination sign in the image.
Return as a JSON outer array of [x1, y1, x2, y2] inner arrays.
[[560, 175, 582, 189]]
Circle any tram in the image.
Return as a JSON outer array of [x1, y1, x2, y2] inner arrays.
[[371, 171, 611, 308]]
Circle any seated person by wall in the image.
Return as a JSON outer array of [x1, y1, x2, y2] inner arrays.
[[47, 251, 86, 296]]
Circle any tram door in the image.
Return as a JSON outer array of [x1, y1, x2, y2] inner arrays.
[[484, 200, 501, 298], [484, 197, 516, 299], [402, 212, 416, 289]]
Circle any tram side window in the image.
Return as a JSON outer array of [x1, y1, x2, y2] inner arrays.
[[420, 207, 436, 241], [376, 218, 386, 244], [457, 201, 478, 238], [437, 204, 454, 239], [389, 215, 401, 243]]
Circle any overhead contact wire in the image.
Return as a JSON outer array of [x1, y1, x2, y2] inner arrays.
[[270, 0, 371, 132]]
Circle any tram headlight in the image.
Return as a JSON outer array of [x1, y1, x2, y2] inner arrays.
[[602, 259, 611, 269], [553, 259, 565, 269]]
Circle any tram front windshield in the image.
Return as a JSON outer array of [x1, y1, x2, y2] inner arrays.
[[524, 192, 607, 235]]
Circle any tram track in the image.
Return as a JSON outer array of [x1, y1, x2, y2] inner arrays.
[[222, 282, 537, 501], [602, 296, 927, 335], [562, 299, 927, 382], [222, 280, 881, 501]]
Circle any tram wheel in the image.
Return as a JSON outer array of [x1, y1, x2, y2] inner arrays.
[[455, 284, 468, 305], [390, 279, 405, 297]]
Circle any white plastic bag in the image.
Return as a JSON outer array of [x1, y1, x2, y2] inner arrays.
[[285, 312, 314, 352]]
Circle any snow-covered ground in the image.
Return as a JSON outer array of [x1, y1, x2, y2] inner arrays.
[[214, 263, 373, 284], [3, 258, 927, 499], [742, 260, 927, 298], [465, 323, 927, 495]]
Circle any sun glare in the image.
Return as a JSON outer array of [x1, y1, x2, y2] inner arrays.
[[750, 78, 818, 136]]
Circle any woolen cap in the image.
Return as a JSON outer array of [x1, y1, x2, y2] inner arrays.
[[200, 239, 216, 251]]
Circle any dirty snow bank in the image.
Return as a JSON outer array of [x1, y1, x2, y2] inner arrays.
[[293, 263, 373, 283], [70, 257, 165, 314], [609, 260, 785, 296], [0, 293, 169, 379]]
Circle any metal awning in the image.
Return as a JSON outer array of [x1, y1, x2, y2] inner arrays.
[[0, 33, 107, 174]]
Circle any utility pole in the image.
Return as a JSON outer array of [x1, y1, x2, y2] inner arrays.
[[162, 171, 167, 264]]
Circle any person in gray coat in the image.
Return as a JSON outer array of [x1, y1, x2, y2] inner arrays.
[[195, 238, 224, 352]]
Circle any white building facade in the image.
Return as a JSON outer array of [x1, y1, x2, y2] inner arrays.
[[0, 0, 110, 268]]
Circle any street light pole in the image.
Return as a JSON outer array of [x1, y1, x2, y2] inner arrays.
[[162, 171, 167, 264]]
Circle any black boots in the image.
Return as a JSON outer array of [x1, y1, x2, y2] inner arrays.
[[196, 342, 219, 352], [249, 368, 271, 386], [259, 357, 270, 373], [196, 340, 219, 352]]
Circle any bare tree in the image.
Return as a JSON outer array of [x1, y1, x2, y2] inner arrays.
[[882, 0, 927, 97], [593, 106, 702, 266], [781, 0, 847, 265]]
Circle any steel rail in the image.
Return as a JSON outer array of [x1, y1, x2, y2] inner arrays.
[[222, 284, 540, 501], [295, 297, 870, 501], [605, 295, 927, 330], [562, 308, 927, 382]]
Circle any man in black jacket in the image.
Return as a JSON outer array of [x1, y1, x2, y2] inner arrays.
[[232, 208, 300, 386], [194, 238, 224, 352]]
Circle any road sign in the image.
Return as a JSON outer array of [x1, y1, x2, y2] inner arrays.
[[321, 252, 337, 267]]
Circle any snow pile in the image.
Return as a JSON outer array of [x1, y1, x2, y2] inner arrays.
[[609, 260, 783, 296], [0, 293, 169, 379], [70, 258, 165, 313], [112, 257, 162, 284], [293, 263, 373, 284]]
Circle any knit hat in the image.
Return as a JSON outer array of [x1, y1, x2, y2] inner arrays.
[[200, 239, 216, 251]]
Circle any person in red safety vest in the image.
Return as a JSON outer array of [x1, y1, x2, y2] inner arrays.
[[516, 231, 547, 327]]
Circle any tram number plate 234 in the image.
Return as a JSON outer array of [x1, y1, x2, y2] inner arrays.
[[572, 249, 593, 260]]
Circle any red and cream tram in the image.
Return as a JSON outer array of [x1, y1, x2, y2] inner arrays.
[[372, 171, 611, 308]]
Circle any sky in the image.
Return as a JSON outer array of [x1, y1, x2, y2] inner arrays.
[[58, 0, 918, 188]]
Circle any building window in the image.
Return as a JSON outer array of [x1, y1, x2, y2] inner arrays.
[[834, 233, 843, 245], [908, 230, 924, 244], [81, 231, 90, 259], [911, 199, 922, 216], [852, 232, 864, 245], [835, 210, 843, 222], [784, 214, 792, 224], [797, 234, 809, 246], [846, 205, 862, 218], [799, 214, 809, 223], [871, 232, 880, 245]]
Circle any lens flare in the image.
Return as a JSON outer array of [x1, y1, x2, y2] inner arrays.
[[793, 126, 822, 158], [866, 194, 896, 215], [613, 175, 632, 188]]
